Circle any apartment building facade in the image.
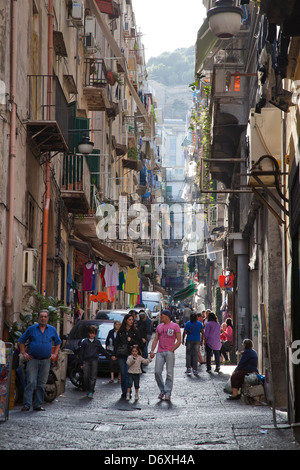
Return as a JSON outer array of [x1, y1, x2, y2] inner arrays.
[[0, 0, 160, 338], [196, 0, 300, 434]]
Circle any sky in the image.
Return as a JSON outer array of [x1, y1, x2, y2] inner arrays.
[[131, 0, 207, 61]]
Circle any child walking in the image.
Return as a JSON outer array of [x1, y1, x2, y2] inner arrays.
[[79, 325, 110, 397], [126, 345, 151, 400]]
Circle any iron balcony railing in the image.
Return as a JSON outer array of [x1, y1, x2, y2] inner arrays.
[[62, 154, 90, 193], [83, 58, 108, 88], [27, 74, 69, 149]]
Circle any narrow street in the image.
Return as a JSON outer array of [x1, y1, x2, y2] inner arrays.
[[1, 339, 299, 453]]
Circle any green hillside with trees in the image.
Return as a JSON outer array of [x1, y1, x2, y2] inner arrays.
[[147, 46, 195, 87]]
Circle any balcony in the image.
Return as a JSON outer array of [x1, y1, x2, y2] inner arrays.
[[123, 115, 138, 147], [27, 75, 69, 154], [83, 59, 111, 111], [209, 63, 249, 187], [61, 154, 91, 214]]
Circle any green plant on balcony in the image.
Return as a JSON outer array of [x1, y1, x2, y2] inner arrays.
[[128, 147, 138, 161], [189, 73, 205, 92], [107, 71, 123, 86]]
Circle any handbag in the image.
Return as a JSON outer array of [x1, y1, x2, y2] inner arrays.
[[116, 343, 128, 357], [222, 340, 232, 352]]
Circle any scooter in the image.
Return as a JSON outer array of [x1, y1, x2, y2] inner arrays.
[[14, 348, 60, 403], [69, 346, 84, 389]]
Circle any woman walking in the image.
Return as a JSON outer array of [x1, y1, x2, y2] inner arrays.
[[106, 320, 121, 383], [112, 313, 143, 398], [204, 312, 221, 373]]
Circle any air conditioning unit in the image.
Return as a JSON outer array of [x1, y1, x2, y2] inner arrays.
[[23, 249, 38, 288], [85, 15, 96, 36], [71, 0, 84, 27], [247, 107, 282, 187]]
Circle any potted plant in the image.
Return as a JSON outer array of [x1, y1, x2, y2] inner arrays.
[[107, 71, 116, 85], [128, 147, 138, 160]]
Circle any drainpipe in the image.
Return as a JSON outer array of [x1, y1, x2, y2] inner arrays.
[[41, 0, 53, 295], [3, 0, 17, 340]]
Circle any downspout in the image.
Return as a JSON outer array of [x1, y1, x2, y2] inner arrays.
[[4, 0, 18, 340], [41, 0, 53, 295]]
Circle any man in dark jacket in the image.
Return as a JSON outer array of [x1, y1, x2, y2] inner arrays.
[[137, 311, 153, 370], [79, 325, 110, 397]]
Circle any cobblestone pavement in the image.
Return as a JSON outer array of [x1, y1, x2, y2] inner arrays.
[[1, 340, 299, 455]]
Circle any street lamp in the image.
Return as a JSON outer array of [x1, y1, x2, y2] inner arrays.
[[207, 0, 243, 39], [78, 135, 94, 155]]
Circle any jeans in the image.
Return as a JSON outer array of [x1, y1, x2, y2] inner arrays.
[[154, 351, 175, 397], [186, 341, 200, 371], [205, 345, 220, 371], [23, 358, 51, 409], [83, 359, 98, 393], [118, 356, 129, 394]]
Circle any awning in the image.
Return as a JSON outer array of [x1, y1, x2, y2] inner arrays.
[[68, 239, 96, 260], [173, 283, 197, 302], [195, 18, 219, 74], [73, 218, 134, 267]]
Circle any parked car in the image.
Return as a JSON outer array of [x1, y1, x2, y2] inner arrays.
[[64, 320, 114, 374], [96, 308, 153, 324], [96, 309, 129, 322]]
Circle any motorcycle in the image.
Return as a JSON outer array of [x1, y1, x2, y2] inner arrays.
[[69, 346, 84, 389], [14, 348, 63, 404], [44, 363, 58, 402]]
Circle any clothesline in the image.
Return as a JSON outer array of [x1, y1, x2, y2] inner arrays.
[[116, 248, 224, 258]]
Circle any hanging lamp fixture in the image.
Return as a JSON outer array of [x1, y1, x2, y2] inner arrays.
[[207, 0, 243, 39]]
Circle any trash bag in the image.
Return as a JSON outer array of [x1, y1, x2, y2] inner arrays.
[[244, 373, 259, 386], [223, 377, 232, 394]]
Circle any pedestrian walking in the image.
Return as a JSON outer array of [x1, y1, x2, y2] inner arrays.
[[137, 311, 152, 372], [106, 320, 121, 383], [150, 309, 181, 401], [182, 304, 192, 325], [202, 309, 211, 326], [220, 318, 233, 363], [79, 325, 110, 397], [204, 311, 221, 373], [18, 310, 62, 411], [126, 345, 152, 400], [197, 312, 206, 364], [182, 312, 204, 376], [112, 313, 143, 398]]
